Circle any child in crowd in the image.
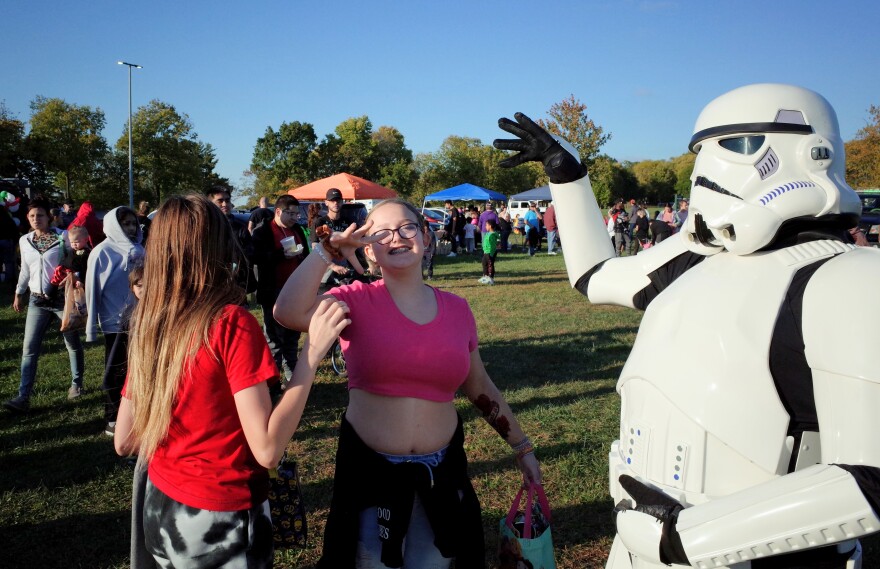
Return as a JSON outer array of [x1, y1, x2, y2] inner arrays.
[[102, 263, 143, 442], [36, 224, 91, 307], [463, 216, 477, 254], [86, 206, 144, 436], [480, 219, 499, 285]]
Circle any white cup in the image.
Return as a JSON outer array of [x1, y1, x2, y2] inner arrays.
[[280, 236, 302, 257]]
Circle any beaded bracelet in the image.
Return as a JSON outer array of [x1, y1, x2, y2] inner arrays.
[[511, 436, 534, 459], [314, 243, 334, 266]]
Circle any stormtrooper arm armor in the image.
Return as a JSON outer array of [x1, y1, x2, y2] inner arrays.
[[617, 465, 880, 567], [550, 176, 701, 309], [494, 112, 702, 309]]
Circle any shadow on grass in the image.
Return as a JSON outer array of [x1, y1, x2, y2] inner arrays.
[[479, 328, 637, 386], [0, 437, 119, 493], [0, 410, 106, 450], [0, 509, 130, 569]]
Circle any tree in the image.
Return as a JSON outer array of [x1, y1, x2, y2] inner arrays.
[[846, 104, 880, 189], [86, 150, 130, 209], [537, 95, 611, 168], [632, 159, 676, 204], [332, 116, 378, 179], [28, 96, 108, 200], [590, 155, 639, 207], [250, 117, 417, 197], [373, 126, 416, 196], [0, 102, 24, 177], [670, 152, 696, 198], [118, 100, 206, 205], [198, 143, 231, 192], [412, 136, 541, 204], [250, 121, 319, 193]]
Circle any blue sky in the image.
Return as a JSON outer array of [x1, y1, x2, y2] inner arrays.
[[3, 1, 878, 192]]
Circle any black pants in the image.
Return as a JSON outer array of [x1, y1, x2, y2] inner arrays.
[[482, 253, 496, 278], [500, 229, 511, 251], [102, 332, 128, 423]]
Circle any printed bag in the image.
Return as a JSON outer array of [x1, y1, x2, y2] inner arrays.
[[60, 275, 88, 332], [268, 454, 307, 549], [498, 483, 556, 569]]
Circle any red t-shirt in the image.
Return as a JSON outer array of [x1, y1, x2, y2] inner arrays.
[[141, 305, 278, 511], [269, 221, 306, 290], [329, 280, 478, 402]]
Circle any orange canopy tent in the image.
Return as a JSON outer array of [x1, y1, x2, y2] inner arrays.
[[288, 173, 397, 201]]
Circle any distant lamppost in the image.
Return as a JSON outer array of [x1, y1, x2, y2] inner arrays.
[[117, 61, 142, 209]]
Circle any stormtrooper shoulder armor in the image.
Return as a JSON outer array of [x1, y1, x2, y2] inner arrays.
[[802, 247, 880, 385]]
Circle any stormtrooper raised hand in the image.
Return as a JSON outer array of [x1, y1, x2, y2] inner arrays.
[[496, 84, 880, 569]]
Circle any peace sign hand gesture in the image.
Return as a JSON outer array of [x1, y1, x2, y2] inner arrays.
[[327, 221, 381, 274]]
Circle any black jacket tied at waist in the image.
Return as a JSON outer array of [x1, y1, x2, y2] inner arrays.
[[318, 413, 485, 569]]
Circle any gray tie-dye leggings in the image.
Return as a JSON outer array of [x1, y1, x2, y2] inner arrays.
[[144, 478, 274, 568]]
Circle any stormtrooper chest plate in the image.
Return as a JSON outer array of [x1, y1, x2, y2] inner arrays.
[[613, 240, 851, 502]]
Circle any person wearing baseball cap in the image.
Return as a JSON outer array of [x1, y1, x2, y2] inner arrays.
[[308, 188, 350, 276], [326, 188, 343, 201]]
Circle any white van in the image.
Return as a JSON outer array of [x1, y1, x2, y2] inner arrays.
[[507, 199, 548, 222]]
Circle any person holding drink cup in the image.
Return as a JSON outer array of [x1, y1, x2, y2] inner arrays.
[[252, 195, 308, 385]]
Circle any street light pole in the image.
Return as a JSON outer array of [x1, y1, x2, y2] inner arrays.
[[117, 61, 142, 209]]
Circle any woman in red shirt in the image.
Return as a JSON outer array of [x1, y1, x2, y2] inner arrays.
[[114, 194, 350, 568]]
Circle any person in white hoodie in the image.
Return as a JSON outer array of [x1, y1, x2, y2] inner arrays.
[[3, 197, 84, 413], [86, 206, 143, 435]]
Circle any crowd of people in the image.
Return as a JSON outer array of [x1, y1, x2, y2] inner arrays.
[[5, 176, 874, 567], [3, 187, 545, 568], [438, 199, 562, 286], [605, 198, 690, 256]]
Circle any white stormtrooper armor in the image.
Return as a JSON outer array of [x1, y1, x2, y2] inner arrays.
[[497, 84, 880, 568]]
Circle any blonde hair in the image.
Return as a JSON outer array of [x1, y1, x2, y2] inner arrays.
[[66, 224, 89, 240], [127, 195, 244, 461]]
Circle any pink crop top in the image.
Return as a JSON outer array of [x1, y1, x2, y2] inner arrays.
[[328, 280, 478, 402]]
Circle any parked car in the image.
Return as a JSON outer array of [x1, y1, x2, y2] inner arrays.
[[856, 189, 880, 246], [421, 207, 449, 231]]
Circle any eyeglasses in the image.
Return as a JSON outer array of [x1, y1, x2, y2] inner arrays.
[[370, 223, 420, 245], [281, 209, 298, 216]]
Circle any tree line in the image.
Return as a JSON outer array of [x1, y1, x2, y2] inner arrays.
[[2, 95, 878, 211], [0, 98, 227, 209]]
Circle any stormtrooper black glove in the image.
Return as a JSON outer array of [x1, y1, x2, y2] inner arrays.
[[494, 112, 587, 184]]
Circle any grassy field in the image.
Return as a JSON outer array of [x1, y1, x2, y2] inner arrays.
[[2, 246, 874, 568]]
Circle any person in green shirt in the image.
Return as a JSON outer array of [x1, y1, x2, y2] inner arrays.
[[479, 219, 500, 285]]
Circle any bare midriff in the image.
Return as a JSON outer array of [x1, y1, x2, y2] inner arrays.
[[346, 389, 458, 454]]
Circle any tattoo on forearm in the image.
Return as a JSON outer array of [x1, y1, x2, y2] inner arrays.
[[474, 394, 511, 439]]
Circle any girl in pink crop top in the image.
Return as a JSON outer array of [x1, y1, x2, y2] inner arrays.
[[329, 279, 477, 402], [274, 199, 543, 568]]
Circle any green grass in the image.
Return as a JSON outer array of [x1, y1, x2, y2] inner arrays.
[[1, 248, 876, 568]]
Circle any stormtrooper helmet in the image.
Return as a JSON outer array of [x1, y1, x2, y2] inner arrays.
[[682, 83, 859, 255]]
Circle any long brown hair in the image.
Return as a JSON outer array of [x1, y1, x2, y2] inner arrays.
[[127, 194, 244, 461]]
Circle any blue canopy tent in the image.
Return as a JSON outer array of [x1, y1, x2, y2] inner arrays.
[[509, 185, 552, 202], [422, 183, 507, 207]]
